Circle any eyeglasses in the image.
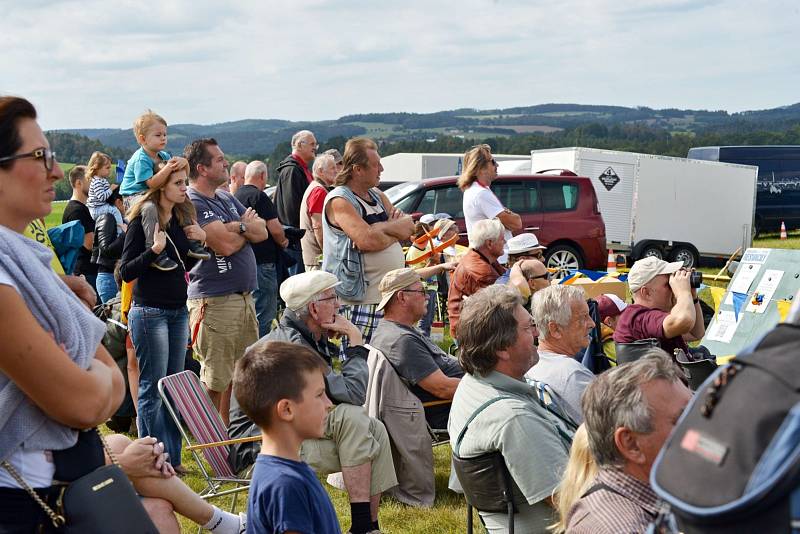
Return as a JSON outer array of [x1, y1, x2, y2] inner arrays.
[[400, 288, 427, 296], [528, 272, 552, 281], [317, 294, 339, 303], [0, 147, 57, 173], [301, 141, 320, 149]]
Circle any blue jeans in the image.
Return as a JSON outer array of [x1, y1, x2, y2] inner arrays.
[[95, 271, 118, 304], [285, 247, 305, 276], [254, 262, 278, 338], [128, 305, 188, 467]]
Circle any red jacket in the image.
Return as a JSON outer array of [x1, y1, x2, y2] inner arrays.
[[447, 249, 505, 338]]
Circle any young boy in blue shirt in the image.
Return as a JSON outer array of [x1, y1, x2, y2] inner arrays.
[[119, 110, 209, 270], [233, 340, 341, 534]]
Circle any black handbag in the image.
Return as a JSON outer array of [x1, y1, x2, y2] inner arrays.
[[2, 428, 158, 533]]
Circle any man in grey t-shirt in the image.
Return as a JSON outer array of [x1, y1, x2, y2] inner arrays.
[[526, 285, 596, 424], [371, 268, 463, 428], [185, 138, 268, 424]]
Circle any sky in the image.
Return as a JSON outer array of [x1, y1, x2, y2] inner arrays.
[[1, 0, 799, 130]]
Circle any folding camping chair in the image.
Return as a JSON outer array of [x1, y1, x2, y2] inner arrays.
[[158, 371, 257, 512]]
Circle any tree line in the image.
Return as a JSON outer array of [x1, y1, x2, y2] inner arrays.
[[48, 121, 800, 197]]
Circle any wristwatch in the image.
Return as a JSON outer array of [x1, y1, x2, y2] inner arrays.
[[238, 222, 246, 235]]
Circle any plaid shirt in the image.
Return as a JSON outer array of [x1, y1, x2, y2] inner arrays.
[[566, 466, 661, 534]]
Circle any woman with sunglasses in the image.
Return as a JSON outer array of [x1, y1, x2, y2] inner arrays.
[[0, 96, 126, 530], [458, 144, 522, 265]]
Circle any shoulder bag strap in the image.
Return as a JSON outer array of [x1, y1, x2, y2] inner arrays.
[[454, 395, 513, 457]]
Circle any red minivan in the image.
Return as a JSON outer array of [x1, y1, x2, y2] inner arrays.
[[385, 172, 607, 271]]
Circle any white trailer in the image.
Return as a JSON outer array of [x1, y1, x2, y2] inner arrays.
[[379, 152, 529, 183], [530, 147, 758, 267]]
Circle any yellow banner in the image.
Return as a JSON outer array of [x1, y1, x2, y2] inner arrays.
[[709, 287, 726, 312], [777, 299, 792, 323]]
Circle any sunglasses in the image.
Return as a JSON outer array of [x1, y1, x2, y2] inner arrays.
[[528, 272, 552, 281], [0, 147, 57, 173]]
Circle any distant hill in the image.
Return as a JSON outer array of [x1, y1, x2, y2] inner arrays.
[[50, 102, 800, 160]]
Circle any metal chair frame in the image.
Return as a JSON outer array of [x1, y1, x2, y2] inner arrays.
[[157, 371, 255, 509]]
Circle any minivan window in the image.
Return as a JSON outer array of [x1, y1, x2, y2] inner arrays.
[[385, 182, 420, 204], [417, 186, 464, 218], [491, 181, 539, 214], [540, 182, 579, 211], [393, 191, 421, 214]]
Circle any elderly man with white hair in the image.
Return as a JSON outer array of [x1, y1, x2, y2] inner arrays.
[[300, 151, 337, 270], [228, 270, 397, 534], [234, 160, 287, 336], [446, 218, 506, 337], [275, 129, 318, 274], [526, 284, 596, 424]]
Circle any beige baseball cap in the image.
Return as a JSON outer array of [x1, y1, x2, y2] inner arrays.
[[434, 218, 457, 239], [280, 271, 340, 311], [377, 268, 422, 311], [628, 257, 684, 293]]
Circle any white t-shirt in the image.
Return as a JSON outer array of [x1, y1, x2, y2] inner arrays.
[[462, 181, 511, 264]]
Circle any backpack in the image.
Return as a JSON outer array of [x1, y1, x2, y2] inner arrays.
[[651, 323, 800, 533], [47, 219, 85, 275]]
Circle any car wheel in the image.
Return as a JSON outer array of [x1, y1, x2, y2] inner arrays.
[[640, 244, 665, 260], [669, 245, 698, 269], [545, 245, 583, 277]]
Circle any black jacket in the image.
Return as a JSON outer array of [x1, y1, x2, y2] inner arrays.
[[274, 154, 309, 229], [90, 212, 125, 270], [119, 216, 198, 309]]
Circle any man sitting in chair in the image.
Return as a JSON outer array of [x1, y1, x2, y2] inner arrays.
[[227, 271, 397, 534], [448, 285, 572, 533], [526, 285, 596, 425], [371, 268, 464, 429], [613, 257, 705, 357]]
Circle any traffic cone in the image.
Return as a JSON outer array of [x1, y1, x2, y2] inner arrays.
[[781, 221, 788, 240], [607, 249, 617, 273]]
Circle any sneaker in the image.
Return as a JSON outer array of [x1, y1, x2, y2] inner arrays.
[[151, 252, 179, 271], [187, 240, 211, 260], [238, 512, 247, 534]]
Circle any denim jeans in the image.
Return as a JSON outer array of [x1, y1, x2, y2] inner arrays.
[[95, 271, 118, 304], [254, 262, 278, 337], [128, 305, 188, 467], [285, 247, 305, 276]]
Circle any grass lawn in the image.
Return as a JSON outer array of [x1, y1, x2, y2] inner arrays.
[[45, 200, 68, 228], [103, 424, 474, 533]]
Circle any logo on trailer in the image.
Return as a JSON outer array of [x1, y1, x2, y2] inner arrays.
[[598, 167, 620, 191]]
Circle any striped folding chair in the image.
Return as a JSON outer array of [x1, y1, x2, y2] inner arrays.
[[158, 371, 257, 508]]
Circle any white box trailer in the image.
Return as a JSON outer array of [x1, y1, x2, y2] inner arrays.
[[530, 147, 758, 267], [380, 152, 529, 183]]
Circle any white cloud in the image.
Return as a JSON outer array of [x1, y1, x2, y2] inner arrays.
[[0, 0, 798, 129]]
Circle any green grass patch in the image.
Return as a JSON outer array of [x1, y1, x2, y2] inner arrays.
[[101, 424, 472, 533], [45, 200, 68, 228]]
